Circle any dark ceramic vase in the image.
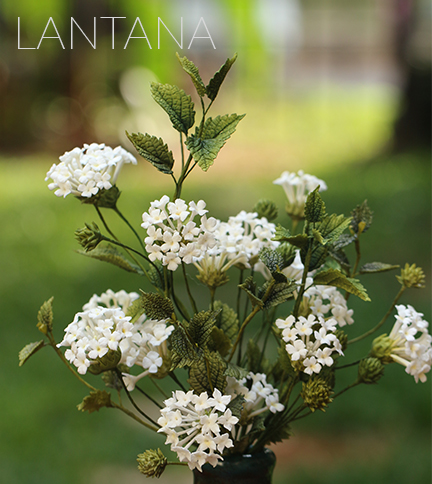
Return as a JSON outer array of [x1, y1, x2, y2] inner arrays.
[[192, 448, 276, 484]]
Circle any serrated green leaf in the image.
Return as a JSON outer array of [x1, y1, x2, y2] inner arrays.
[[273, 225, 291, 241], [239, 277, 263, 309], [206, 53, 237, 101], [213, 301, 239, 342], [260, 281, 297, 309], [351, 200, 373, 235], [208, 327, 232, 356], [126, 132, 174, 174], [332, 233, 356, 251], [359, 262, 400, 274], [301, 244, 328, 272], [18, 341, 45, 366], [318, 214, 351, 244], [37, 297, 54, 334], [259, 247, 284, 274], [176, 53, 206, 97], [329, 248, 351, 271], [273, 226, 309, 250], [312, 229, 324, 245], [77, 390, 112, 413], [150, 83, 195, 134], [305, 187, 326, 223], [277, 345, 296, 375], [125, 297, 145, 323], [188, 351, 227, 394], [185, 114, 245, 171], [227, 394, 245, 419], [313, 269, 370, 301], [139, 292, 174, 321], [170, 325, 201, 370], [78, 244, 143, 275], [224, 362, 249, 380], [189, 310, 219, 347]]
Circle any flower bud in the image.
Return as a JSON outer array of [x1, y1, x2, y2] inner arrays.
[[334, 329, 348, 352], [87, 348, 122, 375], [253, 199, 278, 222], [75, 222, 103, 252], [358, 357, 385, 384], [370, 334, 394, 364], [300, 378, 333, 412], [137, 449, 167, 478], [396, 263, 425, 289]]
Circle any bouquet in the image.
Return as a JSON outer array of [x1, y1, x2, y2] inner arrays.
[[19, 54, 431, 480]]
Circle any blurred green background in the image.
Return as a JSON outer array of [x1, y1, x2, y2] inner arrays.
[[0, 1, 430, 484]]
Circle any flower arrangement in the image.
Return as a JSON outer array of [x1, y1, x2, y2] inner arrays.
[[20, 54, 431, 480]]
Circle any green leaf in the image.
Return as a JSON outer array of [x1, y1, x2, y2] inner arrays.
[[318, 214, 352, 244], [170, 325, 201, 370], [260, 281, 297, 309], [208, 327, 232, 356], [126, 132, 174, 174], [77, 390, 112, 413], [139, 292, 175, 321], [239, 277, 263, 309], [277, 345, 296, 376], [188, 351, 227, 394], [224, 362, 249, 380], [359, 262, 400, 274], [301, 244, 327, 272], [37, 297, 54, 334], [189, 310, 219, 347], [350, 200, 373, 235], [185, 114, 245, 171], [78, 244, 143, 275], [213, 301, 239, 342], [329, 248, 350, 271], [176, 53, 206, 97], [150, 83, 195, 134], [259, 247, 284, 274], [227, 394, 245, 419], [332, 233, 356, 251], [305, 187, 326, 223], [313, 269, 370, 302], [273, 225, 309, 249], [206, 53, 238, 101], [18, 341, 45, 366]]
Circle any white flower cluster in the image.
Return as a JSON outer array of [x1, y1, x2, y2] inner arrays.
[[45, 143, 136, 198], [388, 304, 432, 383], [58, 305, 133, 375], [304, 284, 354, 327], [273, 170, 327, 218], [226, 372, 284, 418], [58, 290, 174, 383], [276, 314, 343, 375], [157, 389, 239, 471], [200, 211, 278, 272], [141, 196, 218, 271]]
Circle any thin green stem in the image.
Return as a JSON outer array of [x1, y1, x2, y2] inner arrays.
[[180, 133, 185, 171], [333, 381, 360, 399], [47, 337, 96, 391], [150, 378, 169, 399], [116, 369, 160, 427], [348, 286, 406, 345], [134, 384, 163, 409], [170, 271, 191, 321], [169, 371, 187, 392], [113, 206, 146, 253], [335, 359, 361, 370], [110, 401, 159, 432], [182, 262, 198, 314]]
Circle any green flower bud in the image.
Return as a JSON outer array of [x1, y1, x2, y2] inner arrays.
[[196, 268, 230, 291], [87, 348, 122, 375], [396, 263, 425, 289], [78, 185, 121, 209], [334, 329, 348, 352], [253, 199, 278, 222], [137, 449, 167, 478], [300, 378, 333, 412], [75, 222, 103, 252], [370, 334, 394, 364], [358, 357, 385, 384]]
